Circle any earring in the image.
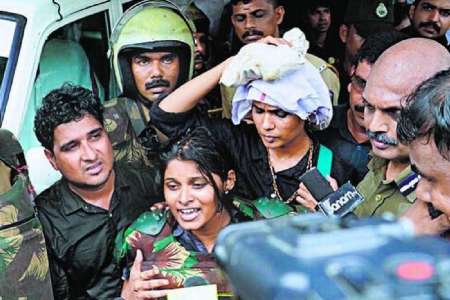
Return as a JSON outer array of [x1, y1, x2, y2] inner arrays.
[[224, 190, 229, 195]]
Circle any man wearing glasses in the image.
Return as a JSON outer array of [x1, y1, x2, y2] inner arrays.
[[317, 31, 408, 185]]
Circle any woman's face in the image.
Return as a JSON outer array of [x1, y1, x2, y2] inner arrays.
[[252, 101, 306, 150], [163, 159, 225, 232]]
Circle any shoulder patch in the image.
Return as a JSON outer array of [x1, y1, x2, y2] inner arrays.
[[104, 118, 118, 133], [130, 210, 168, 236]]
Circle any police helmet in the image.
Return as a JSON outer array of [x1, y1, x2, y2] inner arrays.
[[110, 0, 196, 99]]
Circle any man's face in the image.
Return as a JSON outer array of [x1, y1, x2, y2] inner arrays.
[[340, 24, 365, 75], [251, 101, 306, 150], [45, 114, 114, 190], [410, 137, 450, 219], [363, 73, 410, 161], [410, 0, 450, 39], [348, 60, 372, 127], [231, 0, 285, 44], [131, 51, 180, 102], [307, 6, 331, 33], [193, 32, 208, 72]]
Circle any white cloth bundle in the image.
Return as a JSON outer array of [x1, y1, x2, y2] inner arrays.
[[222, 28, 332, 130]]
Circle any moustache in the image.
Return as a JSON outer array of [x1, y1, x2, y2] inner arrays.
[[367, 130, 398, 146], [419, 21, 440, 33], [145, 79, 170, 90], [354, 105, 365, 113], [242, 29, 264, 40], [194, 52, 206, 62]]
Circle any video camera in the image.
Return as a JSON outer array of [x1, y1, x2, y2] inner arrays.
[[214, 214, 450, 300]]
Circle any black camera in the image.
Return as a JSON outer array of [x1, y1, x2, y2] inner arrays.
[[215, 214, 450, 300]]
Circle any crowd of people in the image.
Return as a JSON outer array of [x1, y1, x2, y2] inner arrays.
[[3, 0, 450, 299]]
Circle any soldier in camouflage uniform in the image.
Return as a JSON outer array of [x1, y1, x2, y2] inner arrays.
[[104, 0, 195, 166], [0, 129, 53, 299]]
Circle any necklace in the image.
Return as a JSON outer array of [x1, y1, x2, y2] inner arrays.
[[268, 142, 314, 204]]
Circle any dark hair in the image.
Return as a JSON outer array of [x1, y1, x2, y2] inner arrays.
[[356, 30, 409, 65], [34, 83, 103, 151], [397, 68, 450, 160], [231, 0, 279, 7], [160, 127, 233, 209], [304, 0, 333, 13]]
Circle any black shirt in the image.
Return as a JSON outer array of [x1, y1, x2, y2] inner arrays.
[[150, 102, 356, 202], [316, 105, 371, 185], [35, 162, 161, 300]]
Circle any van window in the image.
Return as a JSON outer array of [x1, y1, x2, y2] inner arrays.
[[123, 0, 142, 11], [0, 13, 26, 124]]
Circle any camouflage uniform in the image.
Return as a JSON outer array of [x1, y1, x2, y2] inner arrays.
[[0, 129, 53, 299], [103, 97, 164, 167], [106, 1, 196, 166]]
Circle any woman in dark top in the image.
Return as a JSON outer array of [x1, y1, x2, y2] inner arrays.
[[149, 39, 357, 210], [118, 127, 250, 299]]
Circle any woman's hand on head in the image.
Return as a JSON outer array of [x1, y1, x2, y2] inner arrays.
[[122, 250, 170, 300]]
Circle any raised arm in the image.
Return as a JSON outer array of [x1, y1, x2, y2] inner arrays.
[[159, 58, 232, 113]]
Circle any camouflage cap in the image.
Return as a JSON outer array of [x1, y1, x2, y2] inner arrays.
[[344, 0, 395, 38], [0, 129, 24, 170]]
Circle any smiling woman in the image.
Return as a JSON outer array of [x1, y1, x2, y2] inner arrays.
[[116, 127, 251, 299]]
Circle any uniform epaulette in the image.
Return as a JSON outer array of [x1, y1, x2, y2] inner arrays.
[[128, 209, 168, 236], [395, 167, 419, 203], [114, 209, 168, 262], [232, 196, 294, 219]]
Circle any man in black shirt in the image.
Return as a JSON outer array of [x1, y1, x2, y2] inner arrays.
[[302, 0, 341, 66], [33, 84, 160, 299], [317, 31, 409, 185]]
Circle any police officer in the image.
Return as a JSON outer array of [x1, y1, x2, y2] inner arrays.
[[104, 0, 195, 166], [299, 38, 450, 218], [0, 129, 53, 299], [338, 0, 395, 104], [353, 39, 450, 217], [316, 31, 408, 185]]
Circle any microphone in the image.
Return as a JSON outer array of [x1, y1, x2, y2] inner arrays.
[[298, 168, 364, 217]]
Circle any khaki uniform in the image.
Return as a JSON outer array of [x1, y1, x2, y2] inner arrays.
[[354, 156, 417, 217], [103, 97, 165, 167]]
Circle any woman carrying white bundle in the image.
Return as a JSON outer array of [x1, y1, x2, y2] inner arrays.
[[149, 35, 357, 213]]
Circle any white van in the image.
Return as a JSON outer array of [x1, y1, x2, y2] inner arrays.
[[0, 0, 143, 192]]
